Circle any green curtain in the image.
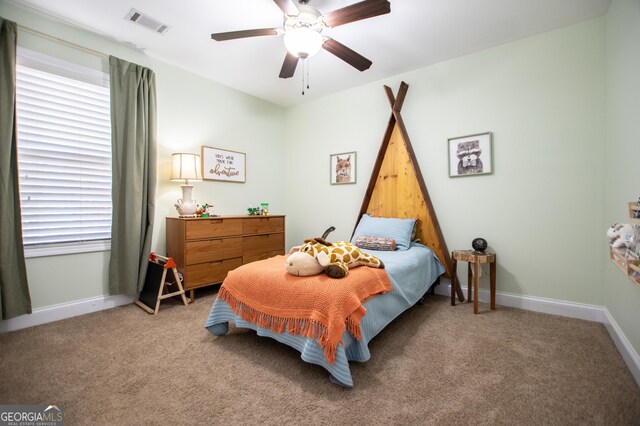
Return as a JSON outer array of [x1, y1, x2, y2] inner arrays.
[[108, 56, 157, 295], [0, 17, 31, 319]]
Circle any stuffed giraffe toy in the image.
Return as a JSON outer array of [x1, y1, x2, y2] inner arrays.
[[286, 234, 385, 279]]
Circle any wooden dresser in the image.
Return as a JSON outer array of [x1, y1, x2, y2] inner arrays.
[[166, 215, 285, 300]]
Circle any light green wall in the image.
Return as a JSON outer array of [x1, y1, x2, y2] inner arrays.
[[0, 2, 285, 308], [284, 18, 607, 305], [604, 0, 640, 353]]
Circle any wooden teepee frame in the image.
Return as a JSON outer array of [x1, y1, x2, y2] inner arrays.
[[352, 81, 463, 300]]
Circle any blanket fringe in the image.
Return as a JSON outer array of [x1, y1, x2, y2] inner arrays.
[[346, 316, 362, 341], [218, 286, 361, 364]]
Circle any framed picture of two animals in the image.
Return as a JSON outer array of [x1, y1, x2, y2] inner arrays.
[[448, 132, 493, 177], [330, 151, 357, 185]]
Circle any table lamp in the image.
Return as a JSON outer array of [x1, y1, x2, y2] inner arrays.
[[171, 153, 202, 217]]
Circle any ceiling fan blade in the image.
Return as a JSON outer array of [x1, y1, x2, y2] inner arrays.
[[211, 28, 279, 41], [322, 38, 372, 72], [273, 0, 299, 16], [322, 0, 390, 28], [279, 52, 299, 79]]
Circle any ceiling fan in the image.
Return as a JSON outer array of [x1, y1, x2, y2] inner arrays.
[[211, 0, 391, 79]]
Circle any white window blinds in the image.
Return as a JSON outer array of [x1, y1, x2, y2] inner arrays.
[[15, 50, 112, 249]]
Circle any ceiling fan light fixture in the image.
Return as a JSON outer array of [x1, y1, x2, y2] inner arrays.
[[284, 27, 323, 58]]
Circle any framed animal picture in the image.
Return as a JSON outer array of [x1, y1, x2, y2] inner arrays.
[[330, 151, 357, 185], [448, 132, 492, 177]]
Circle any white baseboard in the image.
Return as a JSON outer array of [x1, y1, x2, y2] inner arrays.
[[0, 294, 135, 333], [435, 280, 640, 387], [602, 308, 640, 386], [434, 282, 606, 321]]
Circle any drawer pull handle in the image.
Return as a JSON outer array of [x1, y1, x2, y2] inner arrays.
[[209, 219, 223, 224]]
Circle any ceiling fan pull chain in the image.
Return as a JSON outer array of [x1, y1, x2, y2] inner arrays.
[[306, 59, 310, 90], [301, 58, 306, 95]]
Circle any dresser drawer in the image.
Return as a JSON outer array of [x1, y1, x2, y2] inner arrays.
[[243, 234, 284, 261], [242, 217, 284, 235], [185, 237, 242, 265], [244, 250, 285, 265], [186, 218, 242, 240], [184, 257, 243, 289]]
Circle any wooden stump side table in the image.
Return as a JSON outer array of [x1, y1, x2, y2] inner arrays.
[[450, 250, 496, 314]]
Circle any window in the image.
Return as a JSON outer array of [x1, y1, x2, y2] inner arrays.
[[15, 49, 112, 257]]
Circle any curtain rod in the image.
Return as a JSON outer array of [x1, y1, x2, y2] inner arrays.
[[17, 24, 109, 59]]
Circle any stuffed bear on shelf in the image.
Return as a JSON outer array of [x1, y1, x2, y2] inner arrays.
[[607, 223, 634, 249]]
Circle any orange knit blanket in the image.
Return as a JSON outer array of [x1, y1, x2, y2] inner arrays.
[[217, 255, 392, 364]]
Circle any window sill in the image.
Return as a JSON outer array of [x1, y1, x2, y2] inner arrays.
[[24, 240, 111, 258]]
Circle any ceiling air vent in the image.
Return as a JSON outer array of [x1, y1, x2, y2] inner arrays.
[[125, 8, 169, 35]]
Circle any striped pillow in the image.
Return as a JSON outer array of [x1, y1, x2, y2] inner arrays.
[[354, 236, 397, 251], [351, 214, 416, 251]]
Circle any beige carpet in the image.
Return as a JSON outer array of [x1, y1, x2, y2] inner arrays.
[[1, 290, 639, 425]]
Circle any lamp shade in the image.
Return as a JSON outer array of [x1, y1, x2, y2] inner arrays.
[[170, 153, 202, 183], [284, 27, 323, 58]]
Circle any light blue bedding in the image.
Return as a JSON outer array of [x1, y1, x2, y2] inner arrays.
[[204, 243, 445, 387]]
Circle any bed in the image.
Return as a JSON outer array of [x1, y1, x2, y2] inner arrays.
[[205, 242, 444, 387], [203, 82, 454, 387]]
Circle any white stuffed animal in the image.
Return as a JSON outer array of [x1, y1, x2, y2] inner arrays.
[[607, 223, 634, 249], [285, 250, 325, 277]]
